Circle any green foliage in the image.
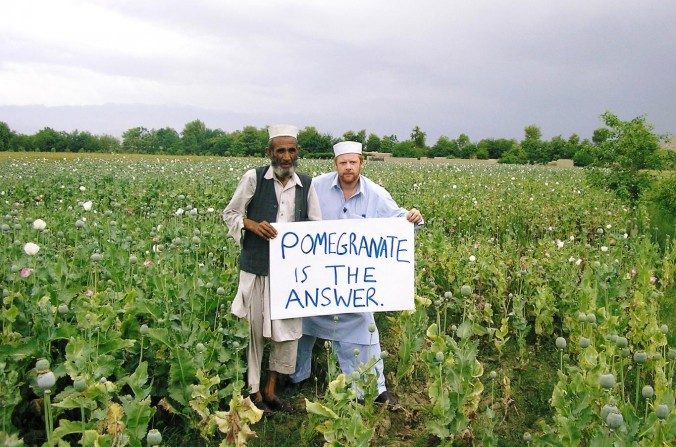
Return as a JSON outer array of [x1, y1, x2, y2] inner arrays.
[[298, 126, 334, 156], [586, 111, 665, 202]]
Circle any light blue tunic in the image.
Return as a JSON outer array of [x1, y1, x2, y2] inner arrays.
[[301, 172, 411, 345]]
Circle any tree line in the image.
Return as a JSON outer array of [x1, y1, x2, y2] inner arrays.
[[0, 113, 672, 168]]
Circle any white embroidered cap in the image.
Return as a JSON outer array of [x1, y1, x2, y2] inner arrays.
[[268, 124, 299, 140], [333, 141, 362, 157]]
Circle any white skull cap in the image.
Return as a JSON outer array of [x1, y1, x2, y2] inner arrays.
[[268, 124, 299, 140], [333, 141, 362, 157]]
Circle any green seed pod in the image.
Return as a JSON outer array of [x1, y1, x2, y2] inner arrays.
[[601, 404, 618, 421], [444, 291, 453, 299], [489, 370, 497, 379], [522, 432, 532, 442], [555, 337, 567, 350], [586, 313, 596, 324], [579, 337, 590, 348], [634, 351, 647, 363], [668, 349, 676, 361], [435, 351, 444, 362], [140, 324, 149, 335], [196, 343, 206, 353], [655, 404, 669, 420], [35, 358, 50, 373], [57, 304, 69, 314], [368, 323, 377, 333], [129, 255, 138, 264], [352, 348, 360, 357], [73, 377, 86, 392], [615, 336, 628, 348], [351, 371, 360, 381], [146, 428, 162, 446], [606, 412, 624, 429], [380, 350, 388, 359], [460, 285, 472, 296], [90, 252, 103, 262], [660, 324, 668, 334], [577, 311, 586, 322], [642, 385, 654, 398], [599, 373, 615, 390], [37, 371, 56, 390], [216, 287, 226, 295]]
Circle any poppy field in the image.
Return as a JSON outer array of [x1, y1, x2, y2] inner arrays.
[[1, 152, 673, 446]]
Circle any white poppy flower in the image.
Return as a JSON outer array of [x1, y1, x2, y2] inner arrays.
[[24, 242, 40, 256], [33, 219, 47, 231], [82, 201, 93, 211]]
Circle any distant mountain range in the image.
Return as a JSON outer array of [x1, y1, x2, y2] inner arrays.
[[0, 104, 302, 137]]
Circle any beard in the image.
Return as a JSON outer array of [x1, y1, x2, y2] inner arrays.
[[271, 157, 298, 179]]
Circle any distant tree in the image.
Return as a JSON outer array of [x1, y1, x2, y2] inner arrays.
[[564, 134, 581, 159], [522, 124, 550, 163], [573, 140, 598, 167], [33, 127, 67, 152], [152, 127, 181, 154], [342, 129, 366, 144], [232, 126, 267, 156], [392, 140, 419, 158], [499, 144, 528, 164], [207, 131, 234, 156], [456, 134, 470, 158], [365, 133, 381, 153], [477, 138, 516, 159], [299, 126, 333, 156], [122, 127, 152, 153], [430, 136, 455, 157], [97, 135, 121, 153], [0, 121, 16, 151], [548, 135, 567, 160], [380, 135, 398, 153], [586, 111, 664, 201], [181, 120, 210, 155], [410, 126, 427, 149]]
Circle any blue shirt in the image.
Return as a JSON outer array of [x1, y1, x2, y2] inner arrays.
[[301, 172, 413, 344]]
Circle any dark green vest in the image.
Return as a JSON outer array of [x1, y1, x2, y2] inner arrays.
[[240, 166, 312, 276]]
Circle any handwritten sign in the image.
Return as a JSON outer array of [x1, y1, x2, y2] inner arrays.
[[269, 218, 415, 320]]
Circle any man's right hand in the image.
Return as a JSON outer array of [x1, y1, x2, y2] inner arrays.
[[244, 218, 278, 240]]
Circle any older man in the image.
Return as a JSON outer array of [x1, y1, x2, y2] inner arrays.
[[290, 141, 423, 404], [223, 124, 320, 412]]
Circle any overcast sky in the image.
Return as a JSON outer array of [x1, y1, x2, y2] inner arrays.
[[1, 0, 674, 142]]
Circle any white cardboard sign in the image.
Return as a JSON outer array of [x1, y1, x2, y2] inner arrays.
[[269, 218, 415, 320]]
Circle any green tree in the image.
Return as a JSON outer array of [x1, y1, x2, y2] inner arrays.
[[232, 126, 267, 156], [365, 133, 381, 153], [152, 127, 181, 154], [299, 126, 333, 156], [499, 144, 528, 164], [33, 127, 67, 152], [0, 121, 16, 151], [392, 140, 418, 158], [122, 127, 152, 153], [430, 136, 455, 157], [181, 120, 210, 155], [456, 134, 470, 158], [586, 111, 664, 201], [522, 124, 551, 163], [342, 129, 366, 144], [410, 126, 427, 149], [380, 135, 398, 154]]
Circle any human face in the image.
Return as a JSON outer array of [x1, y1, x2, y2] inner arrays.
[[268, 136, 299, 179], [334, 153, 363, 187]]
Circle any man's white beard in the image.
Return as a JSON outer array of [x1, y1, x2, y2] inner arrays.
[[271, 159, 298, 179]]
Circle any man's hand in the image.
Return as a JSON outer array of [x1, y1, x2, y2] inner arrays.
[[406, 208, 423, 224], [244, 218, 278, 240]]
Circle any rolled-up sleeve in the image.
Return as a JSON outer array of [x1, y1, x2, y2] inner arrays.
[[222, 169, 257, 246]]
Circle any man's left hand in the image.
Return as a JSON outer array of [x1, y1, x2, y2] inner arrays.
[[406, 208, 423, 224]]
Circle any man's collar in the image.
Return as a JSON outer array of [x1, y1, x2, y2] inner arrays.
[[264, 166, 303, 187]]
